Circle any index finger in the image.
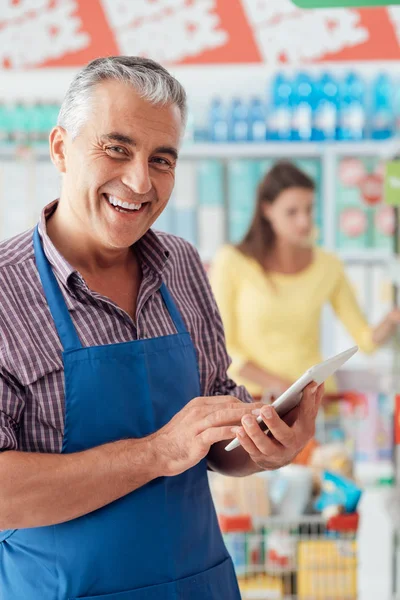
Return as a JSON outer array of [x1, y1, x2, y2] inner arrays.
[[203, 395, 260, 406]]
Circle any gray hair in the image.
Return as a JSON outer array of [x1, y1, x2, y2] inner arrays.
[[57, 56, 187, 139]]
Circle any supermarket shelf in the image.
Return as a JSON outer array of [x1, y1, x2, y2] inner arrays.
[[180, 140, 396, 160], [181, 142, 322, 159], [355, 460, 394, 487], [0, 140, 397, 161], [338, 250, 395, 263]]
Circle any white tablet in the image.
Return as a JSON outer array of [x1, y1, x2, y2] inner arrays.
[[224, 345, 358, 452]]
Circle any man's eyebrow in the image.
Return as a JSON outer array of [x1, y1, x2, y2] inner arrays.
[[101, 132, 136, 146], [100, 134, 178, 161], [153, 146, 179, 161]]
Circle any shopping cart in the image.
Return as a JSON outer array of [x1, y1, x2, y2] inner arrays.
[[210, 392, 367, 600], [220, 513, 359, 600]]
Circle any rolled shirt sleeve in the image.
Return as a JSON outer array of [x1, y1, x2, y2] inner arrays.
[[0, 370, 25, 451]]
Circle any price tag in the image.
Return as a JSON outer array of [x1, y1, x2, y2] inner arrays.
[[384, 161, 400, 206]]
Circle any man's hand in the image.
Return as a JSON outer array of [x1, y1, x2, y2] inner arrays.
[[230, 383, 324, 470], [152, 395, 263, 477]]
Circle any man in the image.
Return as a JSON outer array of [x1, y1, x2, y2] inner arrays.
[[0, 56, 323, 599]]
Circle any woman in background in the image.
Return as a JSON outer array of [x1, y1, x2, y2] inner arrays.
[[210, 161, 400, 399]]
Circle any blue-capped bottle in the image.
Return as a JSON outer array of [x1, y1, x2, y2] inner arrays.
[[208, 97, 229, 143], [267, 73, 292, 141], [370, 73, 394, 140], [338, 72, 366, 141], [229, 97, 249, 142], [291, 72, 313, 142], [248, 96, 266, 142], [313, 72, 339, 141]]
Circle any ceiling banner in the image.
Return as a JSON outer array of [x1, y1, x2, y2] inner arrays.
[[1, 0, 400, 68], [293, 0, 400, 7]]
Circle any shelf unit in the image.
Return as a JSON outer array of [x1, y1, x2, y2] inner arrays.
[[179, 140, 397, 257], [0, 140, 397, 359]]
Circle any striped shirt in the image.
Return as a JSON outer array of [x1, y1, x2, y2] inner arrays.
[[0, 201, 251, 454]]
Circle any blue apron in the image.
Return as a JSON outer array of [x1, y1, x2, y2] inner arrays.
[[0, 227, 241, 600]]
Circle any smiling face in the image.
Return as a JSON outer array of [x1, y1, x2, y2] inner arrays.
[[50, 79, 182, 251]]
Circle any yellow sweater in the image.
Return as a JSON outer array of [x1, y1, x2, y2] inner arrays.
[[209, 245, 375, 396]]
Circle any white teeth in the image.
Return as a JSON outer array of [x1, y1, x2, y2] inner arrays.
[[106, 195, 142, 211]]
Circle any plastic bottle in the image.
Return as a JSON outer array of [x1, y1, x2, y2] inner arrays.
[[183, 110, 195, 144], [48, 101, 60, 132], [313, 72, 339, 141], [370, 73, 394, 140], [208, 97, 229, 143], [228, 97, 249, 142], [248, 96, 266, 142], [267, 73, 292, 141], [338, 72, 366, 141], [0, 102, 8, 143], [291, 71, 313, 142], [11, 101, 27, 144]]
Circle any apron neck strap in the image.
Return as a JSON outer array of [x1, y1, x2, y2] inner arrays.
[[33, 226, 83, 352], [159, 283, 187, 335], [34, 226, 188, 349]]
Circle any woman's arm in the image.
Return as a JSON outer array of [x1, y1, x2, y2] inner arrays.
[[238, 361, 291, 394], [330, 260, 399, 351]]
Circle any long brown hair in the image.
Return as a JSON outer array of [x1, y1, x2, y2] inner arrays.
[[237, 160, 315, 267]]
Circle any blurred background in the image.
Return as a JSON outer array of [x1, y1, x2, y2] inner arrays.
[[3, 1, 400, 598]]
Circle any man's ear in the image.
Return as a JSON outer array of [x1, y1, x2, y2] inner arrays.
[[49, 126, 67, 174]]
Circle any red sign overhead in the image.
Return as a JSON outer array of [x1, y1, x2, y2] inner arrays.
[[1, 0, 400, 68]]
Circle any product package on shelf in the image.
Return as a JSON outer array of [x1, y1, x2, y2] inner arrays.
[[336, 156, 393, 252], [227, 160, 269, 244], [170, 161, 197, 246], [34, 160, 61, 223], [197, 159, 225, 263], [0, 155, 37, 240], [297, 538, 357, 599], [343, 393, 394, 463], [204, 70, 398, 144], [153, 199, 174, 236]]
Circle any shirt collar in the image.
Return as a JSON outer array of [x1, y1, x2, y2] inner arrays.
[[37, 200, 170, 289]]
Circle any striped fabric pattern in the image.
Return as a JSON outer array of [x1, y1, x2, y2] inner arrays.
[[0, 201, 251, 454]]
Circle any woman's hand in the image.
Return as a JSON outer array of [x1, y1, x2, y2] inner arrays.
[[262, 377, 293, 401], [372, 308, 400, 346]]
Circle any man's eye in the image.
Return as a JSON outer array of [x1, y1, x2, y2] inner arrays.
[[107, 146, 126, 155], [151, 157, 174, 169]]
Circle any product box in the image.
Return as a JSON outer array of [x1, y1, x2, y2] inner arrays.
[[171, 162, 197, 245], [372, 204, 395, 251], [351, 393, 394, 462], [336, 157, 389, 251], [154, 200, 174, 234], [35, 160, 60, 224], [197, 159, 225, 262], [297, 539, 357, 599], [227, 160, 260, 244], [1, 159, 35, 240]]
